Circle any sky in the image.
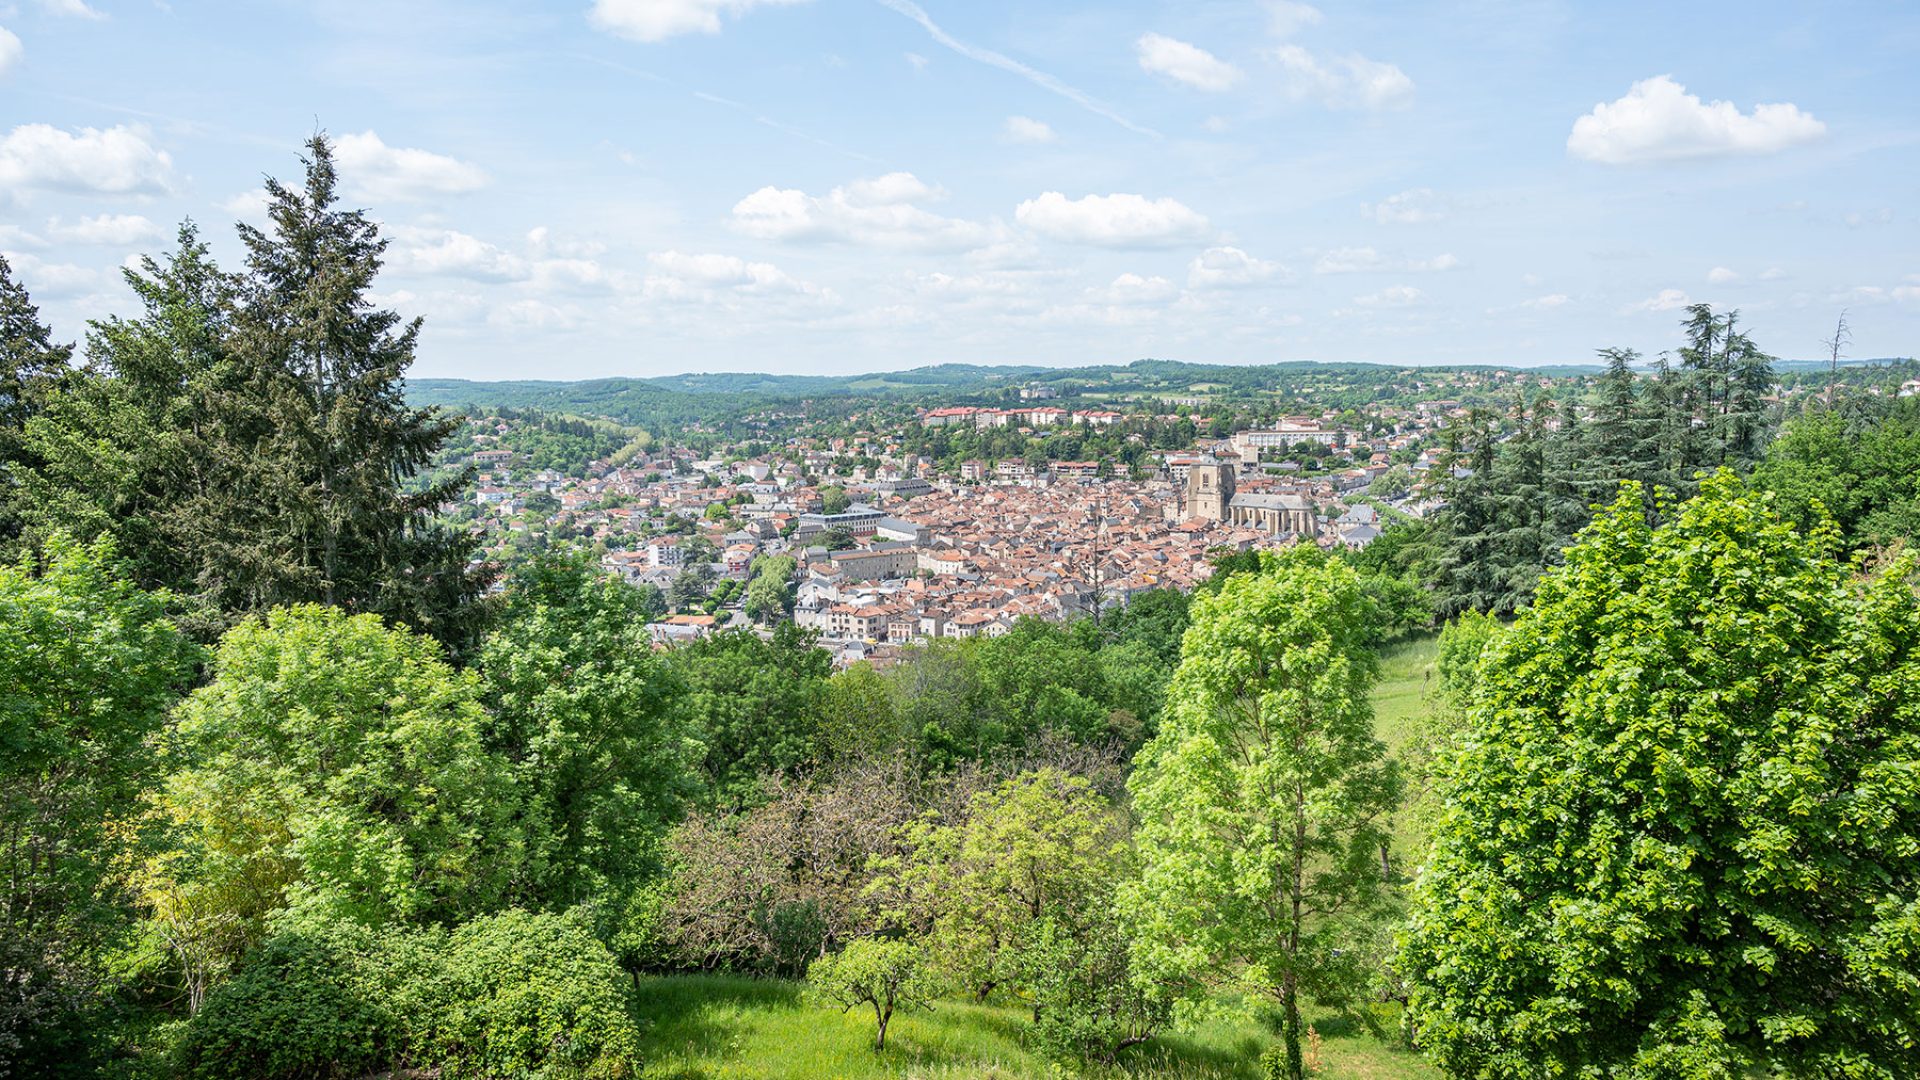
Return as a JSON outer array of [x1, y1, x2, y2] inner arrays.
[[1, 0, 1916, 380]]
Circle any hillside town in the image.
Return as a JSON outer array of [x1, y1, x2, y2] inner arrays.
[[446, 399, 1457, 663]]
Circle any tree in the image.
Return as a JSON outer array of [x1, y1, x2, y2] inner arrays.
[[819, 486, 851, 516], [743, 553, 797, 624], [480, 551, 695, 910], [0, 538, 196, 1069], [223, 136, 489, 651], [146, 605, 517, 984], [1124, 547, 1401, 1080], [808, 938, 932, 1051], [670, 623, 832, 802], [0, 254, 74, 549], [874, 769, 1127, 1004], [1402, 476, 1920, 1078]]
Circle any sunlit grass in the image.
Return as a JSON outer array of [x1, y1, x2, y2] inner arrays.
[[631, 975, 1437, 1079]]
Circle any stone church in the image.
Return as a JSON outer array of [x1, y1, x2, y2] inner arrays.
[[1180, 455, 1318, 538]]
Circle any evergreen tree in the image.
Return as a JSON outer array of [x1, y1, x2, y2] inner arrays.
[[226, 135, 489, 650], [0, 255, 74, 550]]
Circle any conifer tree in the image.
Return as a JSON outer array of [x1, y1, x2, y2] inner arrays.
[[225, 135, 489, 650], [0, 255, 74, 550]]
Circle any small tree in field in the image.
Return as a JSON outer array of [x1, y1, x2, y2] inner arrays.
[[808, 938, 932, 1051], [1124, 546, 1401, 1080]]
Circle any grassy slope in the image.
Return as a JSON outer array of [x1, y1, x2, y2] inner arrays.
[[633, 975, 1437, 1080], [629, 637, 1448, 1080]]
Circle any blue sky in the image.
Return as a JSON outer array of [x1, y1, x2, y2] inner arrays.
[[1, 0, 1915, 379]]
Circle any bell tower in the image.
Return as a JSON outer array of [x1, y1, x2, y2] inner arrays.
[[1185, 455, 1235, 522]]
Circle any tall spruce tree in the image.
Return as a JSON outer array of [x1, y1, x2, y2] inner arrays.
[[226, 135, 489, 651], [0, 255, 75, 551]]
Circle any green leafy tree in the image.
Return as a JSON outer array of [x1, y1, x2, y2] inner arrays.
[[148, 605, 517, 974], [1402, 475, 1920, 1078], [743, 553, 797, 624], [808, 938, 932, 1051], [480, 551, 696, 909], [670, 623, 832, 802], [1124, 547, 1401, 1080], [819, 486, 851, 516], [0, 538, 196, 1069]]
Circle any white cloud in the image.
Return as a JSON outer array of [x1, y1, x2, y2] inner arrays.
[[1706, 266, 1740, 284], [526, 226, 608, 259], [1759, 266, 1786, 281], [332, 131, 487, 202], [39, 0, 107, 19], [1003, 116, 1057, 145], [47, 213, 162, 245], [1014, 191, 1209, 248], [386, 226, 527, 281], [644, 250, 817, 297], [1266, 1, 1324, 37], [1314, 246, 1458, 274], [1201, 115, 1230, 134], [0, 27, 21, 77], [0, 224, 45, 248], [0, 123, 173, 197], [0, 251, 107, 296], [218, 189, 272, 224], [587, 0, 807, 43], [489, 298, 580, 330], [1266, 44, 1412, 110], [1351, 284, 1426, 307], [1136, 33, 1241, 92], [1363, 188, 1444, 225], [877, 0, 1157, 138], [1567, 76, 1825, 165], [1628, 287, 1693, 312], [1188, 245, 1286, 288], [1521, 293, 1570, 309], [905, 52, 929, 70], [730, 172, 996, 250], [1089, 272, 1178, 305]]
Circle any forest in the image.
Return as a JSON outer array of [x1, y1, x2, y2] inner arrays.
[[4, 134, 1920, 1080]]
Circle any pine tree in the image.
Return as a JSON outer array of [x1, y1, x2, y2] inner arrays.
[[226, 135, 490, 650], [0, 255, 75, 550]]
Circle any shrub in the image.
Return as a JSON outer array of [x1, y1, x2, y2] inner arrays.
[[432, 909, 643, 1080], [808, 937, 932, 1051]]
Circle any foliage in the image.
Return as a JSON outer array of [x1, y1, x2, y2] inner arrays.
[[1754, 393, 1920, 549], [670, 623, 833, 802], [808, 938, 934, 1051], [1402, 475, 1920, 1078], [480, 551, 696, 910], [432, 908, 643, 1080], [147, 605, 516, 977], [1126, 546, 1402, 1080], [0, 537, 196, 1072], [0, 253, 74, 549]]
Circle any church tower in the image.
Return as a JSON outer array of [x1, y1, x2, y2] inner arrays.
[[1185, 455, 1235, 522]]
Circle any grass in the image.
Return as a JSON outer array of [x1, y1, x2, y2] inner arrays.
[[631, 974, 1439, 1080], [1369, 633, 1442, 867]]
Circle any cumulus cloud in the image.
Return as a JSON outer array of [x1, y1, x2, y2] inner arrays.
[[730, 172, 996, 250], [1266, 0, 1324, 37], [386, 226, 526, 281], [587, 0, 807, 43], [1089, 272, 1179, 305], [47, 213, 162, 245], [0, 251, 107, 296], [39, 0, 107, 19], [0, 27, 21, 77], [1188, 245, 1286, 288], [218, 189, 272, 224], [1628, 287, 1693, 312], [644, 250, 818, 298], [1003, 116, 1058, 144], [1522, 293, 1570, 309], [1351, 284, 1426, 307], [1314, 246, 1458, 274], [1363, 188, 1444, 225], [1706, 266, 1740, 284], [0, 123, 173, 197], [1568, 76, 1825, 165], [1266, 44, 1412, 110], [332, 131, 487, 202], [526, 226, 608, 259], [1014, 191, 1209, 248], [1136, 33, 1241, 92]]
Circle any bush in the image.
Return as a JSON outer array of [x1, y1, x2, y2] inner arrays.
[[171, 919, 437, 1080], [433, 909, 643, 1080], [808, 938, 932, 1051], [174, 910, 640, 1080]]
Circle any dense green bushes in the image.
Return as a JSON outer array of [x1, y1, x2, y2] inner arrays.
[[174, 910, 641, 1080]]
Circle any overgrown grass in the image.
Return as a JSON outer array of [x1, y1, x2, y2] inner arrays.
[[631, 975, 1438, 1079]]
